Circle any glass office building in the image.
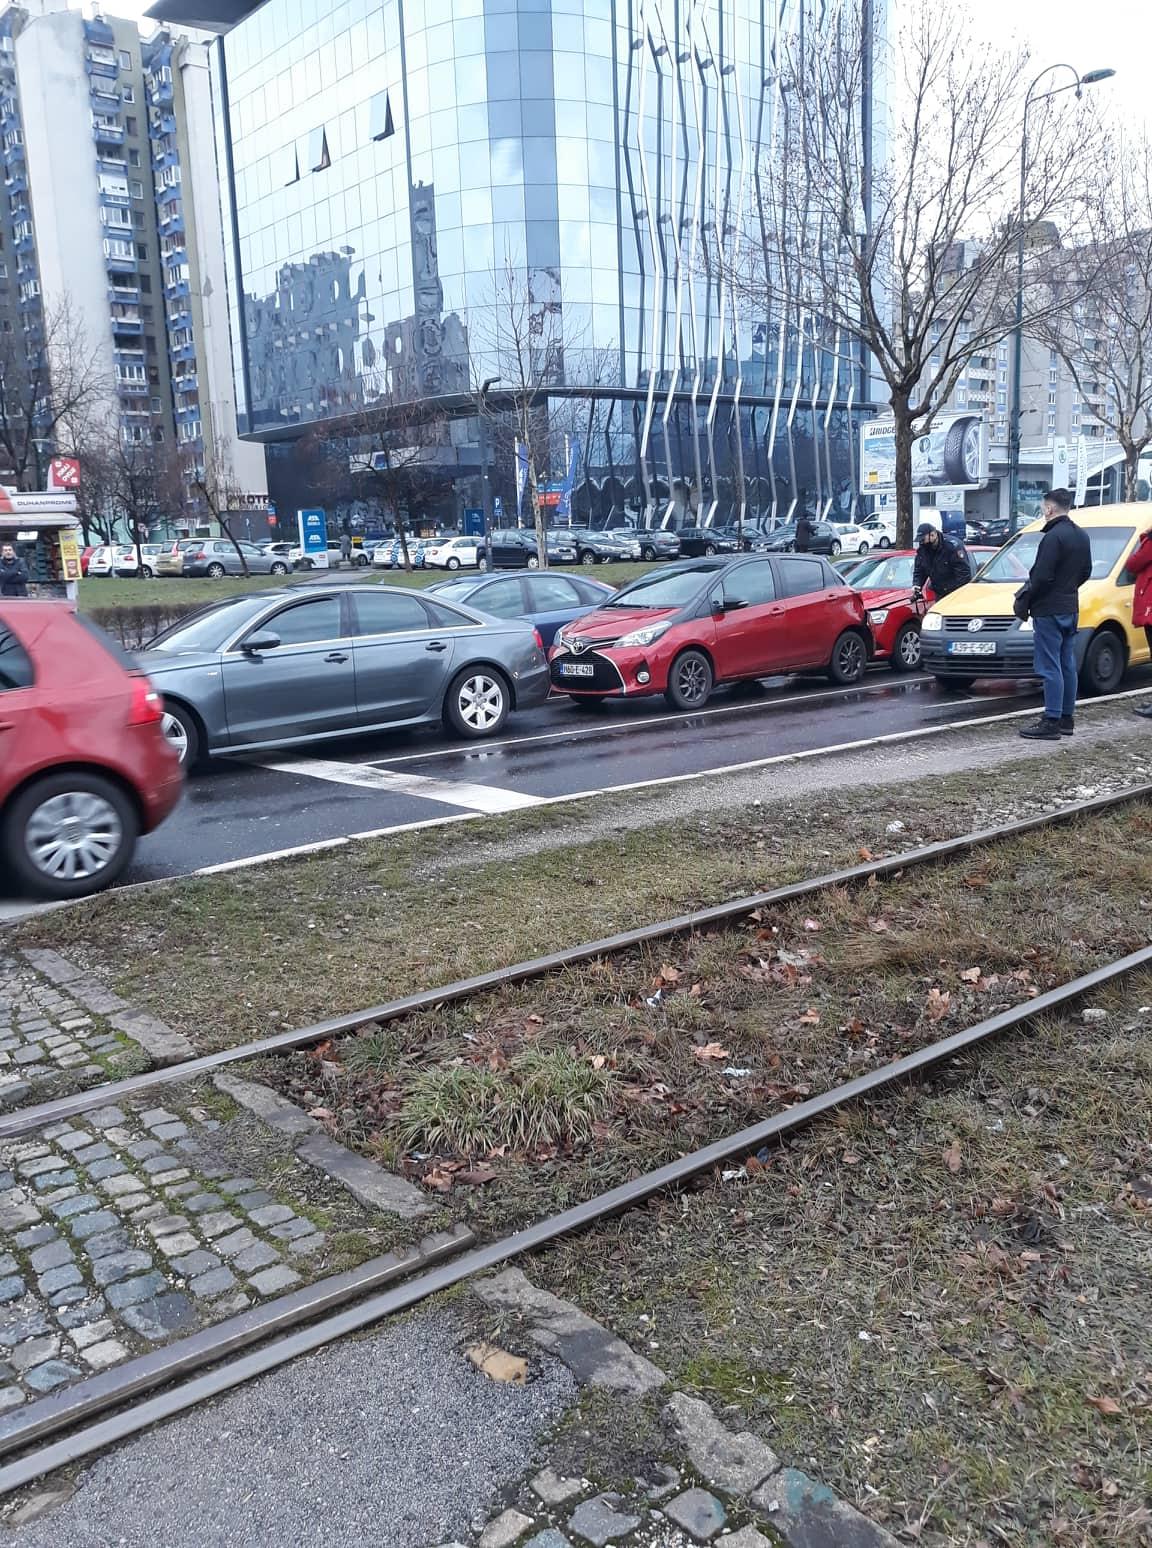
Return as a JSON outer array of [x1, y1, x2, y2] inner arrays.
[[153, 0, 880, 529]]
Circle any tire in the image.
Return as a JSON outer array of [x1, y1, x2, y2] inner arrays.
[[444, 666, 511, 738], [943, 417, 983, 485], [140, 565, 155, 578], [206, 562, 225, 578], [827, 629, 867, 685], [160, 700, 202, 768], [1079, 630, 1126, 695], [477, 555, 489, 572], [641, 546, 657, 561], [446, 556, 461, 570], [664, 649, 714, 710], [829, 539, 842, 556], [527, 555, 540, 570], [878, 536, 892, 549], [704, 543, 717, 556], [934, 674, 975, 689], [2, 771, 138, 900], [269, 562, 289, 576], [354, 554, 369, 568], [856, 541, 869, 555], [580, 550, 597, 566], [890, 621, 923, 673]]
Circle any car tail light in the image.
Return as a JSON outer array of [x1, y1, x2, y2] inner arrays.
[[128, 674, 164, 726], [533, 627, 545, 652]]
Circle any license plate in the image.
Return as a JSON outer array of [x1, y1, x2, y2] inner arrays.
[[948, 640, 997, 656], [559, 662, 595, 677]]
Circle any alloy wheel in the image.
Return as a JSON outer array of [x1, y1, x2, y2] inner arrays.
[[24, 791, 123, 883], [836, 633, 864, 678], [897, 626, 922, 669], [675, 656, 710, 705], [457, 673, 505, 731], [161, 711, 189, 763]]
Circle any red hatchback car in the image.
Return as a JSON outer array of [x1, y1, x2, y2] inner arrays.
[[0, 603, 183, 900], [549, 555, 871, 709], [846, 548, 996, 672]]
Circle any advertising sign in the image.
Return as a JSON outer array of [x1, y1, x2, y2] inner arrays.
[[462, 507, 484, 536], [297, 507, 329, 568], [515, 440, 529, 520], [58, 528, 81, 581], [1074, 437, 1089, 506], [859, 413, 988, 494], [556, 437, 582, 522], [1051, 438, 1069, 493], [48, 458, 81, 492]]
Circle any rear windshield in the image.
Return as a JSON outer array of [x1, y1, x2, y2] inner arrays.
[[977, 525, 1135, 584]]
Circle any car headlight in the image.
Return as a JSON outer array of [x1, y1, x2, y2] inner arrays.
[[1018, 617, 1033, 633], [867, 608, 889, 626], [921, 611, 943, 632], [615, 621, 673, 648]]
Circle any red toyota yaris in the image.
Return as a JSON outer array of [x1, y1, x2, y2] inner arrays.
[[549, 555, 872, 709], [0, 603, 183, 900]]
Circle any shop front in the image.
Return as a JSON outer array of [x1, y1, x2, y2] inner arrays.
[[0, 491, 82, 601]]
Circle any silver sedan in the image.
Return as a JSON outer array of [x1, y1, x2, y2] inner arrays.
[[137, 584, 551, 765]]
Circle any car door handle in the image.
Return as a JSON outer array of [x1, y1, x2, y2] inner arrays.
[[769, 607, 785, 616], [0, 721, 11, 732], [324, 652, 349, 663], [425, 641, 448, 653]]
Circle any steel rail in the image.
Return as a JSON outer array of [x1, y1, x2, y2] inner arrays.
[[2, 940, 1149, 1496], [3, 780, 1150, 1142]]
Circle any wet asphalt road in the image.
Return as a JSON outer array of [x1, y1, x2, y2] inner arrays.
[[104, 667, 1051, 887]]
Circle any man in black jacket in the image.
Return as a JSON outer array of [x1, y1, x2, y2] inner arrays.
[[1017, 488, 1093, 741], [0, 544, 29, 597], [793, 512, 813, 553], [912, 522, 972, 599]]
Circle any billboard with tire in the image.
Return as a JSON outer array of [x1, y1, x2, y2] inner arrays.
[[860, 413, 988, 493]]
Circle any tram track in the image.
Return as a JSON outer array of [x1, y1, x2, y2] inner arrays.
[[0, 783, 1149, 1497]]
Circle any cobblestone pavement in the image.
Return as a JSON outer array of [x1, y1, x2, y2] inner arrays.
[[0, 1089, 397, 1419]]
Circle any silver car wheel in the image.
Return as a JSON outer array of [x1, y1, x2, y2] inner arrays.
[[161, 712, 189, 764], [25, 792, 124, 882], [457, 673, 505, 731]]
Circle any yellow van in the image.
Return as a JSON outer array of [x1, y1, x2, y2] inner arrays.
[[920, 505, 1151, 694]]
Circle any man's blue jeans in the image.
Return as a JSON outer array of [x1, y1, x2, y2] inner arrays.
[[1033, 613, 1078, 719]]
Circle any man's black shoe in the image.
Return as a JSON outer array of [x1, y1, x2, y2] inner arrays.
[[1134, 703, 1152, 720], [1059, 716, 1074, 736], [1019, 717, 1061, 740]]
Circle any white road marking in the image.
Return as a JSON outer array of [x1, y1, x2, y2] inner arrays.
[[256, 757, 545, 813]]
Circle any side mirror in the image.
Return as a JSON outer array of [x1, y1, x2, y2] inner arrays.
[[716, 596, 747, 613], [242, 630, 281, 654]]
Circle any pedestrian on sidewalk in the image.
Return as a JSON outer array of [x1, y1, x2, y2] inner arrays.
[[912, 522, 972, 600], [1126, 523, 1152, 720], [793, 511, 813, 553], [1017, 488, 1092, 741], [0, 543, 29, 597], [339, 530, 353, 568]]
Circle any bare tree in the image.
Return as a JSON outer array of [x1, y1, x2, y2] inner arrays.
[[0, 299, 110, 491], [731, 2, 1104, 544], [1038, 132, 1152, 502], [63, 427, 119, 545], [346, 383, 445, 571], [109, 436, 182, 575], [469, 259, 571, 567], [184, 440, 253, 575]]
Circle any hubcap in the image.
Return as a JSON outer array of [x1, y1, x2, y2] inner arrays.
[[161, 712, 189, 763], [459, 674, 504, 730], [24, 792, 123, 881], [678, 658, 709, 703], [839, 638, 863, 675], [899, 630, 921, 667]]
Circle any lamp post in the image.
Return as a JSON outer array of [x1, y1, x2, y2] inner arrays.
[[477, 376, 501, 543], [1007, 63, 1114, 532]]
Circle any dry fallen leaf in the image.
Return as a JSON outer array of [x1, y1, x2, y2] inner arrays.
[[868, 918, 891, 933], [858, 846, 875, 862], [467, 1343, 528, 1386], [959, 967, 982, 984], [693, 1042, 731, 1061], [689, 982, 703, 998], [1085, 1394, 1122, 1417], [798, 1009, 821, 1025], [927, 987, 952, 1021], [803, 917, 823, 932], [307, 1107, 335, 1120], [943, 1139, 963, 1174], [659, 963, 683, 983]]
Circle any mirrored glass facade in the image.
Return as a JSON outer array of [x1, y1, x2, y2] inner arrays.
[[217, 0, 878, 528]]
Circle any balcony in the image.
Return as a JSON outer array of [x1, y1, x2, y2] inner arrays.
[[172, 370, 198, 392], [170, 338, 196, 362], [108, 281, 140, 302], [105, 254, 138, 275], [91, 118, 124, 144], [2, 169, 25, 194]]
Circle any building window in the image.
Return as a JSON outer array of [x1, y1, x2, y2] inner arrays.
[[150, 396, 162, 412], [308, 126, 330, 172], [153, 426, 165, 442], [122, 84, 135, 103], [369, 91, 395, 141], [125, 116, 137, 135], [129, 148, 140, 167], [119, 49, 131, 68], [136, 242, 148, 260], [130, 179, 143, 199], [133, 210, 145, 228], [139, 274, 151, 293]]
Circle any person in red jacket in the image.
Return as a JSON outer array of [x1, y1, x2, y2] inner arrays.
[[1129, 527, 1152, 719]]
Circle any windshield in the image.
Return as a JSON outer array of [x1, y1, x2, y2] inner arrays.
[[976, 525, 1135, 584], [429, 581, 479, 602], [144, 596, 273, 653], [850, 554, 915, 589], [604, 561, 727, 608]]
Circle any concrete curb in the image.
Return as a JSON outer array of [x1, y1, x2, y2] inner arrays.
[[19, 952, 194, 1065]]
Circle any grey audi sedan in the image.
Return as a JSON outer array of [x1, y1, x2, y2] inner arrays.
[[138, 585, 550, 766]]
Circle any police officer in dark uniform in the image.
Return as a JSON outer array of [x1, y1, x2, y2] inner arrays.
[[912, 522, 972, 601]]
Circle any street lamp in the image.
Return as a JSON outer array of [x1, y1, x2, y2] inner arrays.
[[1007, 63, 1115, 532], [477, 375, 501, 543]]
